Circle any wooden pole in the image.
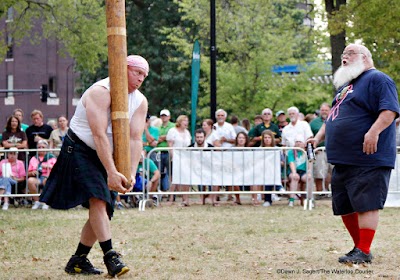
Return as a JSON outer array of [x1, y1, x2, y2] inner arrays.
[[105, 0, 131, 187]]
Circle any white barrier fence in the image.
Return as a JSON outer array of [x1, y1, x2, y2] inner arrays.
[[2, 146, 400, 211], [0, 148, 147, 210], [146, 147, 314, 210]]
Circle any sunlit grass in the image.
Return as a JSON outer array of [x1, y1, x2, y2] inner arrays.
[[0, 199, 399, 279]]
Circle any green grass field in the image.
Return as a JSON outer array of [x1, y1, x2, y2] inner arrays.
[[0, 199, 399, 279]]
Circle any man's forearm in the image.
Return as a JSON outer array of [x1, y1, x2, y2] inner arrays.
[[130, 139, 143, 175], [93, 134, 118, 174], [368, 110, 397, 135]]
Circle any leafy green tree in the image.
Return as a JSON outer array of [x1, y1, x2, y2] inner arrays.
[[125, 0, 192, 117], [324, 0, 346, 75], [164, 0, 332, 122], [0, 0, 107, 73], [342, 0, 400, 85], [79, 0, 192, 117]]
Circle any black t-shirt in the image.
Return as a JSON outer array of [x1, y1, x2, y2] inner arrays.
[[25, 124, 53, 155]]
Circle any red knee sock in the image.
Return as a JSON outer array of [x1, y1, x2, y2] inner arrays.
[[341, 213, 359, 247], [358, 228, 375, 254]]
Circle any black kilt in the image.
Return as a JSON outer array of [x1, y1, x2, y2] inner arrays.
[[40, 129, 117, 219]]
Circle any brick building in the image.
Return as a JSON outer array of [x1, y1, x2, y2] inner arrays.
[[0, 14, 78, 126]]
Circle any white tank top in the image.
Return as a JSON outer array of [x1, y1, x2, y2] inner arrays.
[[70, 77, 145, 150]]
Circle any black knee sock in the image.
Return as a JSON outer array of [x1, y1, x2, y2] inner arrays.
[[99, 239, 113, 255], [75, 242, 92, 256]]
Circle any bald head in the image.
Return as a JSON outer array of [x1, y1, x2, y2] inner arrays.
[[345, 44, 374, 69]]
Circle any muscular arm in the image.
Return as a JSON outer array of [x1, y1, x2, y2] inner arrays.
[[85, 86, 127, 193], [130, 97, 148, 177], [364, 110, 397, 155]]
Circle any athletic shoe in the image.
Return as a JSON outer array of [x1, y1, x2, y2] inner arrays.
[[65, 254, 103, 275], [120, 199, 130, 209], [339, 247, 357, 259], [2, 202, 9, 210], [338, 248, 372, 264], [42, 204, 49, 210], [262, 201, 271, 207], [103, 250, 129, 277], [288, 201, 294, 207], [152, 196, 159, 207], [116, 202, 124, 210], [22, 199, 30, 207], [32, 201, 41, 210], [272, 194, 281, 201]]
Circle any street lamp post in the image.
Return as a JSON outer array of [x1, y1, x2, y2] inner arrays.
[[210, 0, 217, 122]]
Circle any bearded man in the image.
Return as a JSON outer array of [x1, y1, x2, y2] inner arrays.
[[311, 44, 399, 264]]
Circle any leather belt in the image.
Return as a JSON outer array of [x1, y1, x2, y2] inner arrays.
[[67, 129, 81, 143]]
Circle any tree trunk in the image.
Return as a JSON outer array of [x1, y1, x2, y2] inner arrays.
[[325, 0, 346, 83]]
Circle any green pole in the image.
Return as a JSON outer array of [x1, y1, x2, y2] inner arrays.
[[191, 39, 201, 139]]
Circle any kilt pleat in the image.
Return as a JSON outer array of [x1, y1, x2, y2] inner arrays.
[[40, 134, 117, 219]]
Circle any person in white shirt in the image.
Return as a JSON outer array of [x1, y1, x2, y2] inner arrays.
[[189, 129, 219, 206], [201, 119, 221, 147], [213, 109, 236, 148], [281, 106, 313, 147], [166, 115, 192, 206]]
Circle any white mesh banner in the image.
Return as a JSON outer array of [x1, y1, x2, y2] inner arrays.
[[171, 149, 282, 186]]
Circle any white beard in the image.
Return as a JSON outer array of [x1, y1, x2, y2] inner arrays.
[[333, 57, 365, 89]]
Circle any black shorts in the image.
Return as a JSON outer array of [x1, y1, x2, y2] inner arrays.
[[331, 164, 391, 215]]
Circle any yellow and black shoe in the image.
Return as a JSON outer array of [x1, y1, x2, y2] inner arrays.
[[65, 254, 103, 275], [103, 250, 130, 277]]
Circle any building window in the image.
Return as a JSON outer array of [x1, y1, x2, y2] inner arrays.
[[49, 76, 56, 93], [6, 44, 13, 59], [6, 7, 14, 59], [6, 7, 14, 22], [7, 75, 14, 97]]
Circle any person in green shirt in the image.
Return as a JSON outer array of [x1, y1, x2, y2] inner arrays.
[[309, 103, 332, 195], [138, 150, 161, 206], [249, 108, 281, 147], [287, 135, 313, 207], [13, 108, 29, 132], [142, 114, 160, 154], [155, 109, 175, 191]]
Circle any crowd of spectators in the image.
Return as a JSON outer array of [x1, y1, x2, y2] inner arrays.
[[141, 104, 334, 208], [0, 104, 337, 210], [0, 109, 58, 210]]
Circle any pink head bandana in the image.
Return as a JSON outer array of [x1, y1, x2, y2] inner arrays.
[[127, 55, 149, 76]]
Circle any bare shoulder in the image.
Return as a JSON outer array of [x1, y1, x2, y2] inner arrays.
[[135, 95, 148, 116], [130, 96, 148, 135], [83, 86, 111, 109]]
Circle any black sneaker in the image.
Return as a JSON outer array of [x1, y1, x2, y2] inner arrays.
[[65, 254, 103, 275], [103, 250, 129, 277], [152, 196, 159, 207], [338, 248, 373, 264]]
